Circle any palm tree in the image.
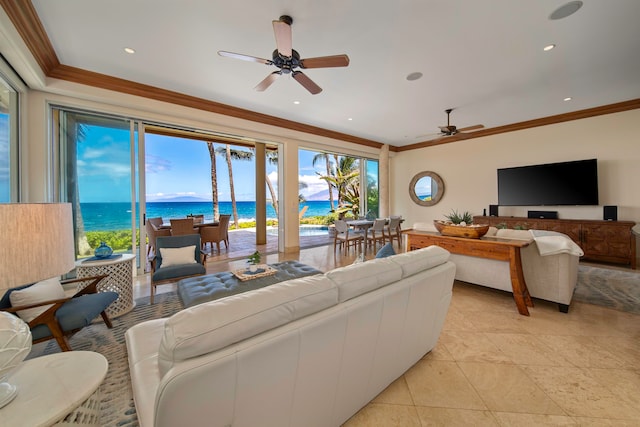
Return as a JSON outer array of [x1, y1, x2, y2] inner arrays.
[[318, 156, 360, 218], [265, 150, 279, 216], [206, 142, 219, 220], [215, 145, 253, 229], [312, 153, 335, 211], [65, 119, 92, 256]]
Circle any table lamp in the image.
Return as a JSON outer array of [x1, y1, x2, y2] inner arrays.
[[0, 203, 75, 407]]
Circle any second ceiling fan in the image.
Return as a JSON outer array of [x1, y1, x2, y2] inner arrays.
[[218, 15, 350, 95], [437, 109, 484, 137]]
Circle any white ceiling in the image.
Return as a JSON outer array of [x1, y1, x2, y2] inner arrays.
[[29, 0, 640, 147]]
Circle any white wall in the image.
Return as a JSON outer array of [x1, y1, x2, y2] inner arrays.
[[391, 108, 640, 229]]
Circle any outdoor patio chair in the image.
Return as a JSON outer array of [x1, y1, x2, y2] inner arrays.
[[200, 214, 231, 253], [0, 275, 117, 351], [188, 214, 205, 224], [150, 234, 207, 304], [170, 218, 196, 236], [146, 217, 169, 256]]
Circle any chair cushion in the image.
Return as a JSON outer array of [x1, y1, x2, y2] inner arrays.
[[159, 245, 197, 268], [29, 291, 118, 341], [153, 263, 206, 282], [375, 243, 396, 258], [9, 278, 66, 322]]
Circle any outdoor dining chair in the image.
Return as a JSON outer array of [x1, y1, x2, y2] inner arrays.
[[199, 214, 231, 253], [170, 218, 197, 236]]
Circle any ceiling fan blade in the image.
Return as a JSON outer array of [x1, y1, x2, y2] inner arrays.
[[218, 51, 271, 65], [272, 20, 292, 57], [292, 71, 322, 95], [458, 124, 485, 132], [300, 54, 350, 69], [254, 71, 281, 92]]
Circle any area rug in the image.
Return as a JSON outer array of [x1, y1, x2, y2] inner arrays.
[[574, 265, 640, 314], [26, 291, 183, 427]]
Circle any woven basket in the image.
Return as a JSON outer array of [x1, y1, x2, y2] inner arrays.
[[433, 220, 490, 239]]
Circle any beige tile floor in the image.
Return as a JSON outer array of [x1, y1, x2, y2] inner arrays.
[[134, 240, 640, 426]]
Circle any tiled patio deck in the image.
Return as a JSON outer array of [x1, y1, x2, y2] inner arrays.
[[204, 228, 334, 262]]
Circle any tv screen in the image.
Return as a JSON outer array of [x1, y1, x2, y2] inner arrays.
[[497, 159, 599, 206]]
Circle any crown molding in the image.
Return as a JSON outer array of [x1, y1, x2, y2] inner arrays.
[[392, 98, 640, 152]]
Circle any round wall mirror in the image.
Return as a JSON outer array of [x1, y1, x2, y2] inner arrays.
[[409, 171, 445, 206]]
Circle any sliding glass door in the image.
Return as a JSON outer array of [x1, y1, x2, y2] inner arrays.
[[55, 109, 140, 267]]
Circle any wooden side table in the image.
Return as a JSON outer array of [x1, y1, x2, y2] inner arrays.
[[76, 254, 136, 318], [0, 351, 108, 426]]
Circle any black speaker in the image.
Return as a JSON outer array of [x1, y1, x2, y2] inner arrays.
[[489, 205, 499, 216], [528, 210, 558, 219], [603, 205, 617, 221]]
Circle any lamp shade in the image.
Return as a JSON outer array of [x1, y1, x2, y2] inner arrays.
[[0, 203, 76, 290]]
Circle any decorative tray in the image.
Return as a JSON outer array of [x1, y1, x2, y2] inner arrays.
[[232, 264, 277, 281]]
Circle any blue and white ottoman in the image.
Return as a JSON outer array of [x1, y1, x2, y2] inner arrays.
[[177, 260, 322, 308]]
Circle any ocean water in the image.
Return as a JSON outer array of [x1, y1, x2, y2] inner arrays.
[[80, 201, 334, 231]]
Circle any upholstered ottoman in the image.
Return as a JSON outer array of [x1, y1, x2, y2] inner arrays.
[[177, 260, 322, 308]]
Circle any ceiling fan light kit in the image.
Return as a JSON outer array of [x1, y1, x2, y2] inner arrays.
[[218, 15, 349, 95]]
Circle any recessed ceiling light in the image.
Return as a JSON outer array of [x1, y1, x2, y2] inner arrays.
[[348, 118, 353, 121], [549, 1, 583, 20], [293, 101, 300, 105], [406, 72, 423, 81], [124, 47, 135, 54], [543, 44, 556, 51], [564, 97, 572, 101]]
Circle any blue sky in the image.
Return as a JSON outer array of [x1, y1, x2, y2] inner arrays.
[[76, 125, 339, 203]]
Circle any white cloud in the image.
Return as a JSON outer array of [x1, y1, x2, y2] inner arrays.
[[299, 173, 328, 197]]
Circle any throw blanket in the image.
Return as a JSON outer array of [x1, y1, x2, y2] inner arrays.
[[529, 230, 584, 257]]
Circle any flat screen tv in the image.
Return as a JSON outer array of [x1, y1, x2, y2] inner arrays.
[[497, 159, 599, 206]]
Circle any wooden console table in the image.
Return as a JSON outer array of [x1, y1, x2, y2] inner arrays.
[[406, 230, 534, 316]]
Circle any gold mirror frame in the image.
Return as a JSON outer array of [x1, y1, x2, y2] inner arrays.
[[409, 171, 445, 206]]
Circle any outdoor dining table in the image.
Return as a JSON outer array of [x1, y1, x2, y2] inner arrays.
[[158, 221, 219, 230]]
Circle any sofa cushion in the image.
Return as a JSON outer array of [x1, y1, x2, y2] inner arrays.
[[158, 274, 338, 375], [389, 246, 450, 278], [9, 277, 66, 322], [326, 257, 402, 303]]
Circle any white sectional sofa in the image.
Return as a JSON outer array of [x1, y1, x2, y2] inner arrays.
[[125, 246, 456, 427], [450, 227, 583, 312]]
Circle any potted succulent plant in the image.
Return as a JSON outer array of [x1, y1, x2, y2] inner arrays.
[[247, 251, 262, 271], [443, 209, 474, 226]]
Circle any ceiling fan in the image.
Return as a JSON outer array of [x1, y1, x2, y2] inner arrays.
[[218, 15, 350, 95], [437, 109, 484, 137]]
